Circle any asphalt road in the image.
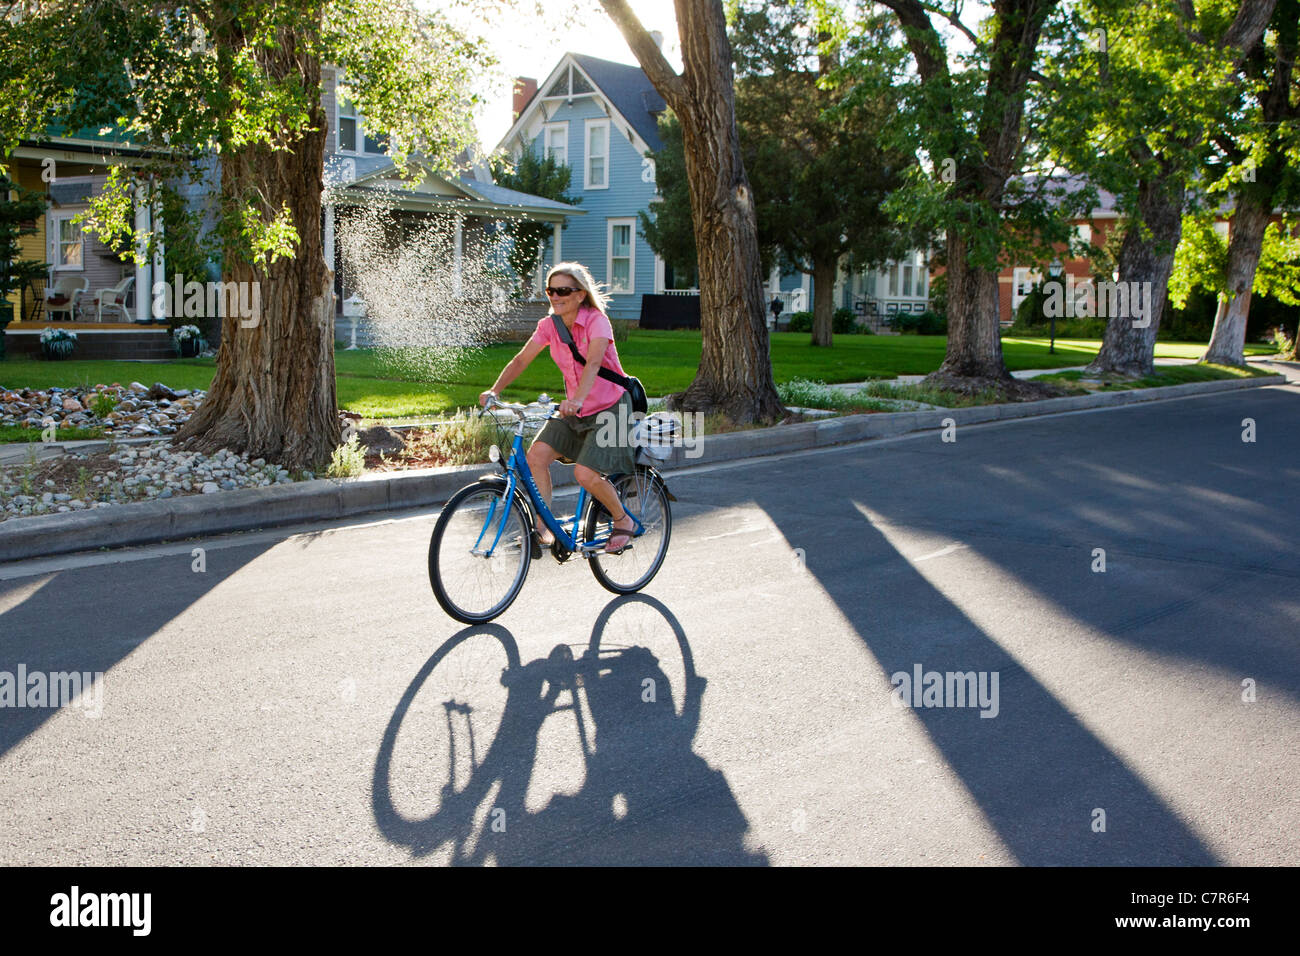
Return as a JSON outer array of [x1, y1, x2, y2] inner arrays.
[[1, 378, 1297, 866]]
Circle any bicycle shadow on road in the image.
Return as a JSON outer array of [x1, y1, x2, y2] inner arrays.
[[371, 594, 768, 865]]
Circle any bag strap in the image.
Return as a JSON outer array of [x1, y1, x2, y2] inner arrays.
[[551, 313, 632, 389]]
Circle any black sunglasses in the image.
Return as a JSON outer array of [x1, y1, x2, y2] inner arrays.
[[545, 286, 582, 297]]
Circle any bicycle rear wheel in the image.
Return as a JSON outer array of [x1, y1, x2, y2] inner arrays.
[[586, 469, 672, 594], [429, 482, 532, 623]]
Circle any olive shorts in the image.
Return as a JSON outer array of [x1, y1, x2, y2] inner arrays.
[[532, 391, 638, 475]]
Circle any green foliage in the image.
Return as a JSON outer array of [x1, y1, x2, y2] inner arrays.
[[639, 112, 698, 279], [1170, 212, 1300, 310], [0, 174, 48, 303], [841, 2, 1083, 273], [89, 392, 118, 419], [832, 308, 858, 335], [787, 311, 813, 333], [3, 0, 489, 271], [489, 146, 578, 293], [326, 434, 366, 478], [428, 408, 498, 464]]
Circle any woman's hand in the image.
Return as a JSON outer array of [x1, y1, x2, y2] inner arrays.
[[558, 397, 582, 417], [479, 390, 497, 408]]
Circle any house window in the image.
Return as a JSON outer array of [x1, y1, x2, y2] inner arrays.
[[887, 264, 898, 297], [902, 263, 913, 297], [338, 94, 359, 153], [608, 218, 635, 293], [544, 122, 568, 166], [586, 119, 609, 190], [48, 210, 86, 270], [1074, 223, 1092, 245], [1012, 267, 1041, 312]]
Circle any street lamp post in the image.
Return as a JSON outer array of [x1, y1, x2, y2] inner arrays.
[[1047, 259, 1063, 354]]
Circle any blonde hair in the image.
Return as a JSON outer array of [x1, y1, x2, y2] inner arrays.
[[546, 261, 611, 314]]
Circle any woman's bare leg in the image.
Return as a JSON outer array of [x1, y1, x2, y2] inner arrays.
[[526, 441, 561, 542]]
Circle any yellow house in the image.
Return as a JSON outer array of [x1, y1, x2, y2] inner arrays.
[[3, 124, 168, 329]]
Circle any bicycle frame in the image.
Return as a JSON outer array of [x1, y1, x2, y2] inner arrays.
[[474, 402, 643, 558]]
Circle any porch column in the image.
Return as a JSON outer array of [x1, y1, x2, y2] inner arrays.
[[552, 221, 562, 268], [654, 254, 665, 294], [134, 182, 151, 322]]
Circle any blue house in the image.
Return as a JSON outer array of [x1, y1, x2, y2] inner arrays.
[[497, 53, 932, 329]]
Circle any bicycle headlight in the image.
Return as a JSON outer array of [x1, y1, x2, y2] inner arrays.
[[488, 444, 501, 463]]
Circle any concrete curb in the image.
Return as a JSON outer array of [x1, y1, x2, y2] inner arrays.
[[0, 372, 1285, 563]]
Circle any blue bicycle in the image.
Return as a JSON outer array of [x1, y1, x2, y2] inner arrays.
[[428, 395, 675, 624]]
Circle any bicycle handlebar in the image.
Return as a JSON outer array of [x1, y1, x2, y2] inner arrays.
[[480, 393, 557, 422]]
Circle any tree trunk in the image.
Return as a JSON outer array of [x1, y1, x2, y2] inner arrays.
[[601, 0, 784, 423], [811, 257, 836, 347], [923, 230, 1017, 391], [1203, 193, 1271, 366], [1087, 171, 1185, 377], [174, 35, 339, 470]]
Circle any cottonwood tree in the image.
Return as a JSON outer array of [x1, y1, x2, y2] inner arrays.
[[731, 0, 917, 347], [600, 0, 784, 422], [1, 0, 488, 469], [863, 0, 1079, 397], [1169, 211, 1300, 358], [1043, 0, 1277, 376], [1200, 0, 1300, 365]]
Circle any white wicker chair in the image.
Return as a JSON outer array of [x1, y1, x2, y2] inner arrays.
[[44, 276, 88, 321], [88, 276, 135, 323]]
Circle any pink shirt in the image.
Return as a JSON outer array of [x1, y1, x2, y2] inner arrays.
[[530, 305, 628, 415]]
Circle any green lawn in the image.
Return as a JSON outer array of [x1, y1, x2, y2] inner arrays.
[[0, 333, 1278, 420]]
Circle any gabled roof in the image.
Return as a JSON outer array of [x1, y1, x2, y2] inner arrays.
[[568, 55, 666, 152], [322, 154, 583, 221], [497, 53, 667, 158]]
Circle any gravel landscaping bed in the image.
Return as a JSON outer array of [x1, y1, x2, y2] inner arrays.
[[0, 381, 203, 437], [0, 443, 307, 521]]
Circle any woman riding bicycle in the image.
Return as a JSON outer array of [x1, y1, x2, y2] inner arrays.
[[480, 262, 638, 554]]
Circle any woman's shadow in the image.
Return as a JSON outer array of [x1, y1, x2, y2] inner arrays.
[[371, 594, 768, 865]]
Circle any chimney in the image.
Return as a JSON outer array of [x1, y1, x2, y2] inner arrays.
[[512, 77, 538, 123], [650, 30, 664, 50]]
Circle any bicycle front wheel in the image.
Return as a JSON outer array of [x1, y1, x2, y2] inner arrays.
[[429, 482, 532, 624], [586, 469, 672, 594]]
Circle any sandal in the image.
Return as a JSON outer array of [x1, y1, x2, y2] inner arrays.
[[605, 516, 636, 554]]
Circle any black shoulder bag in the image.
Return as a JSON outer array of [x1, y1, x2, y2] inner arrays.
[[551, 314, 648, 414]]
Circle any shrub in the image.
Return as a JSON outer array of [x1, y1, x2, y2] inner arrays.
[[787, 311, 813, 333], [916, 310, 948, 335], [892, 311, 921, 334], [777, 378, 838, 408], [90, 392, 117, 418], [832, 308, 858, 334], [326, 434, 366, 478], [430, 408, 500, 464]]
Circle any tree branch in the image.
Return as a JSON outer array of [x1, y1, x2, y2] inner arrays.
[[1222, 0, 1279, 68], [918, 0, 981, 50], [597, 0, 685, 108], [877, 0, 950, 84]]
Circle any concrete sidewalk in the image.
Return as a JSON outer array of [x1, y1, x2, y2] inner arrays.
[[0, 364, 1291, 563]]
